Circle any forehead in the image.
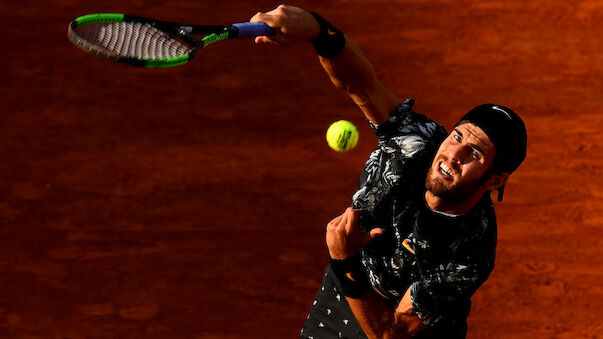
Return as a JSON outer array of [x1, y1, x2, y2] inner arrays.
[[452, 123, 497, 156]]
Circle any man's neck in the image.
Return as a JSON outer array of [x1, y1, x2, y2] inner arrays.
[[424, 190, 486, 215]]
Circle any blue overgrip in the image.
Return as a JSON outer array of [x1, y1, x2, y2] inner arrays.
[[232, 22, 275, 37]]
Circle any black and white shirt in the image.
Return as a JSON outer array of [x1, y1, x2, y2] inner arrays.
[[302, 99, 497, 339]]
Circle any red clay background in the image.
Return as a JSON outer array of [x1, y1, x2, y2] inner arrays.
[[1, 0, 601, 338]]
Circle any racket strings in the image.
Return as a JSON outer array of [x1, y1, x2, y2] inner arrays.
[[74, 22, 193, 60]]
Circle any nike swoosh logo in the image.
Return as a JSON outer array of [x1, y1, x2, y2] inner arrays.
[[492, 105, 512, 119], [402, 239, 415, 255]]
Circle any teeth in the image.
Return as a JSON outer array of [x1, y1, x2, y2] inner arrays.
[[439, 162, 454, 177]]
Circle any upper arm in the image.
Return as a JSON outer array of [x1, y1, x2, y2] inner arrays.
[[354, 81, 401, 126], [319, 36, 400, 125]]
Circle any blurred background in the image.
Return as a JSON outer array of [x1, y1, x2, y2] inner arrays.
[[0, 0, 601, 338]]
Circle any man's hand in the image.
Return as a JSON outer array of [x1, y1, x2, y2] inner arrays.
[[326, 207, 384, 259], [250, 4, 320, 45]]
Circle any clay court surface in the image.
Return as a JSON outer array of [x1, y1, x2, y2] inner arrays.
[[1, 0, 602, 338]]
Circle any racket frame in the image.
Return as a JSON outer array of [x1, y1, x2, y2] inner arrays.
[[68, 13, 255, 68]]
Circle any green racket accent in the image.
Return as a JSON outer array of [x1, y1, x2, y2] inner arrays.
[[145, 54, 191, 68], [68, 13, 274, 68], [74, 13, 124, 26], [202, 31, 230, 47]]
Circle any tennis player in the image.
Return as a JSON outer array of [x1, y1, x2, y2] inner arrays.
[[252, 5, 527, 339]]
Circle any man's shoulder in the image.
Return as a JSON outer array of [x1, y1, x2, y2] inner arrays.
[[371, 99, 448, 144]]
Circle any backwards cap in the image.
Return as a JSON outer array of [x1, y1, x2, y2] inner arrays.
[[456, 104, 527, 201]]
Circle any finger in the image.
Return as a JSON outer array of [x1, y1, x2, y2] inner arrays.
[[340, 208, 352, 231], [343, 207, 363, 232], [351, 208, 364, 217], [362, 228, 384, 247], [369, 228, 384, 238], [250, 9, 281, 27], [254, 36, 278, 45], [345, 209, 363, 236], [347, 208, 363, 224], [327, 213, 344, 230], [249, 11, 266, 23], [249, 11, 279, 33]]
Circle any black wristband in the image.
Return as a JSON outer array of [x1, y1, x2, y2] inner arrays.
[[309, 11, 345, 58], [329, 252, 372, 299]]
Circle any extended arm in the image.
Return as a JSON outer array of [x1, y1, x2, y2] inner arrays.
[[250, 5, 400, 124]]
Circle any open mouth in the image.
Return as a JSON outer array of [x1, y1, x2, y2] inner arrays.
[[439, 162, 455, 179]]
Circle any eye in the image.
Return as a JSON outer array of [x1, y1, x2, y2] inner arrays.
[[453, 134, 461, 142], [471, 148, 481, 159]]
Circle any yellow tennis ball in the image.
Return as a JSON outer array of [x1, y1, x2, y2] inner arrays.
[[326, 120, 359, 152]]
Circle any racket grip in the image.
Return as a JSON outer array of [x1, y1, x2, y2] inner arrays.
[[233, 22, 275, 37]]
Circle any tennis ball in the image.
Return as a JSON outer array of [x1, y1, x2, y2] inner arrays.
[[326, 120, 359, 152]]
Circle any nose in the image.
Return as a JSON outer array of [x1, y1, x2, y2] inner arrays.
[[448, 144, 471, 164]]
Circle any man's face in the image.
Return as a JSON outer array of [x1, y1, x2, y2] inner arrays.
[[425, 122, 497, 200]]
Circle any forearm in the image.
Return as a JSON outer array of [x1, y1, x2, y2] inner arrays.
[[346, 292, 398, 339], [251, 5, 399, 124], [318, 37, 399, 125], [348, 291, 424, 339]]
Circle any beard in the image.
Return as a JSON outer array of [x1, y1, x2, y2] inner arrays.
[[425, 166, 483, 200]]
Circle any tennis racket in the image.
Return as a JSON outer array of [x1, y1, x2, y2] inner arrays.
[[67, 13, 275, 68]]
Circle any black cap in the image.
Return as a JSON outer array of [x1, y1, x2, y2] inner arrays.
[[456, 104, 527, 201]]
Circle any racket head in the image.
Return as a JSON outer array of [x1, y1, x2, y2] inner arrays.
[[67, 13, 198, 68]]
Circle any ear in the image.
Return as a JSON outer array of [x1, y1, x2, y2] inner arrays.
[[484, 172, 509, 192]]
